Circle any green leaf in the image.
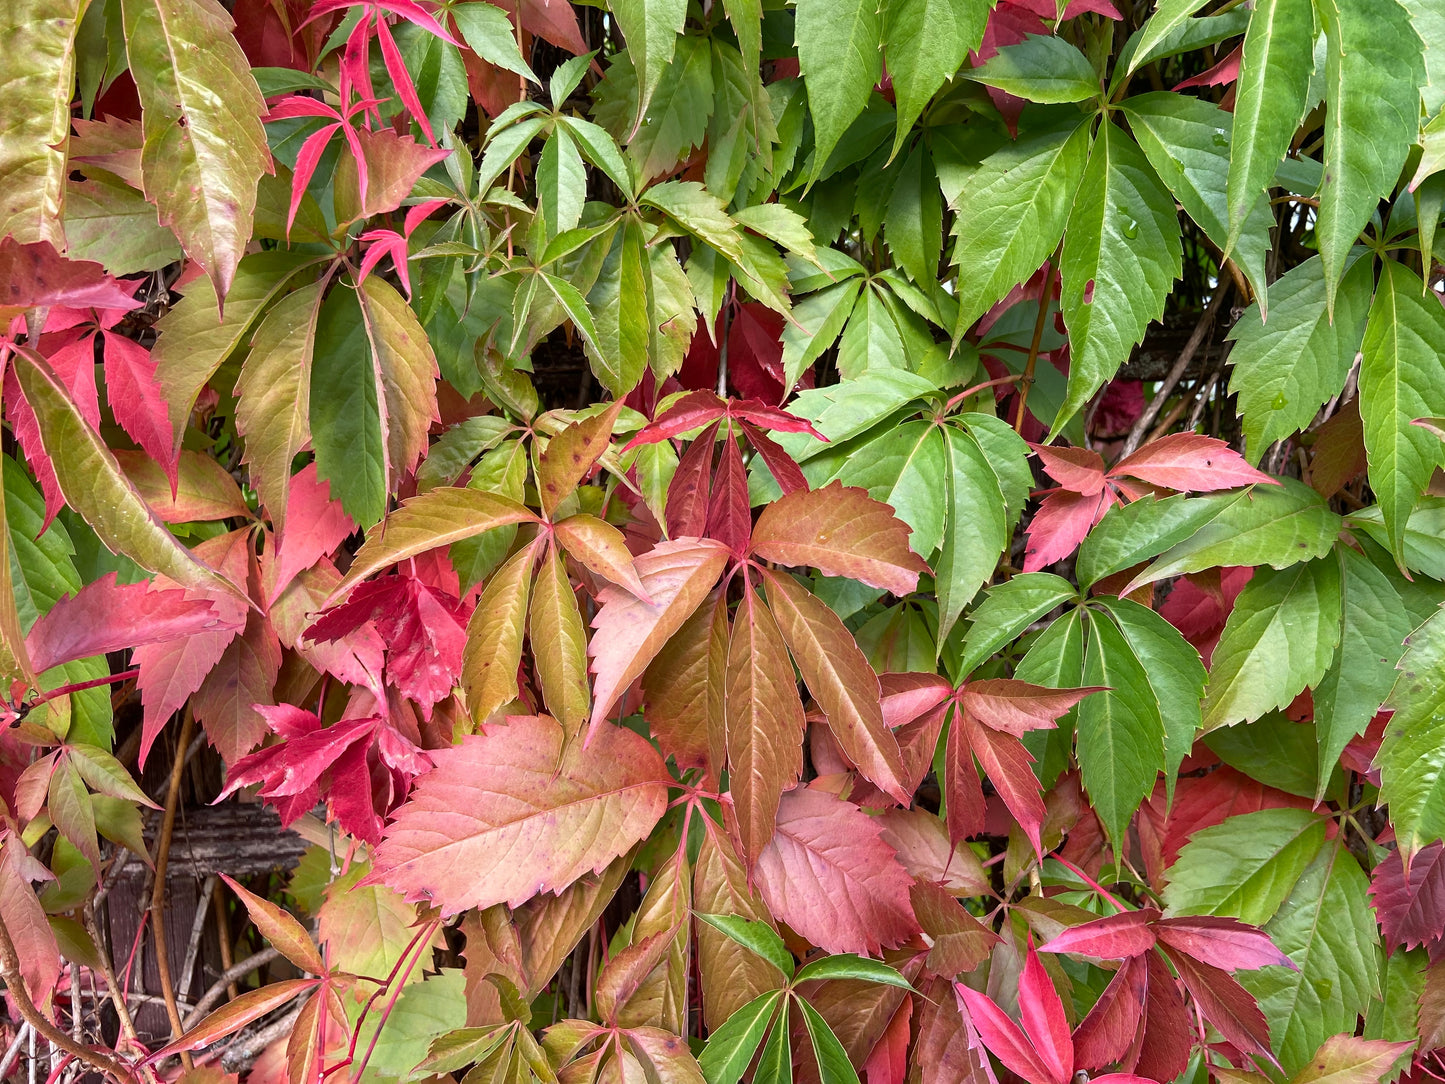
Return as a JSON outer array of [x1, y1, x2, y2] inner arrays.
[[836, 284, 905, 378], [1163, 808, 1329, 925], [795, 0, 882, 178], [948, 119, 1090, 337], [1226, 0, 1314, 253], [451, 2, 536, 81], [753, 997, 792, 1084], [1227, 254, 1372, 459], [694, 914, 793, 980], [1014, 607, 1086, 785], [475, 115, 547, 196], [881, 0, 988, 156], [1203, 712, 1327, 798], [1399, 0, 1445, 115], [608, 0, 687, 131], [1077, 608, 1166, 850], [11, 349, 241, 600], [699, 990, 782, 1084], [1313, 545, 1411, 798], [121, 0, 270, 301], [1360, 258, 1445, 564], [883, 143, 942, 286], [598, 37, 714, 184], [1055, 122, 1182, 435], [1314, 0, 1425, 310], [834, 422, 946, 558], [798, 998, 862, 1084], [1097, 596, 1205, 797], [1240, 841, 1380, 1076], [1075, 493, 1222, 588], [936, 425, 1009, 646], [5, 457, 80, 634], [641, 181, 744, 262], [537, 126, 587, 237], [150, 251, 315, 447], [958, 573, 1077, 677], [1378, 607, 1445, 858], [1124, 480, 1343, 593], [1201, 558, 1342, 731], [1121, 93, 1273, 307], [1125, 0, 1214, 74], [560, 117, 635, 201], [353, 970, 469, 1084], [310, 285, 385, 527], [1349, 499, 1445, 582], [791, 954, 914, 988], [966, 35, 1100, 103]]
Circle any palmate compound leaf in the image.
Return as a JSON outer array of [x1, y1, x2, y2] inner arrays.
[[368, 714, 670, 915], [753, 787, 918, 957], [120, 0, 271, 302], [1054, 122, 1182, 436]]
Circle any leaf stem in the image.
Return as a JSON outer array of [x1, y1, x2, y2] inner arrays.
[[1014, 260, 1057, 433]]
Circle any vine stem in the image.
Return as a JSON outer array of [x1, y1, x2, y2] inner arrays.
[[149, 708, 196, 1070], [1014, 260, 1057, 434]]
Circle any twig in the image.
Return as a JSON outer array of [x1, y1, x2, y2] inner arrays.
[[148, 709, 196, 1069], [1121, 283, 1231, 457], [0, 906, 134, 1083], [0, 1026, 31, 1079], [177, 876, 217, 1002], [1014, 261, 1057, 433], [182, 949, 281, 1029], [79, 907, 151, 1075]]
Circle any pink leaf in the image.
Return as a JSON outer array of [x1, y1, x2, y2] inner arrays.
[[960, 680, 1102, 738], [1039, 909, 1160, 960], [1022, 489, 1112, 572], [1175, 45, 1240, 90], [1018, 944, 1073, 1084], [0, 238, 144, 317], [1153, 916, 1292, 971], [368, 715, 670, 914], [191, 610, 283, 764], [1030, 444, 1108, 495], [101, 330, 178, 492], [1072, 955, 1147, 1071], [26, 572, 240, 674], [753, 787, 918, 956], [270, 464, 356, 602], [624, 390, 729, 449], [1111, 434, 1276, 492], [954, 981, 1058, 1084]]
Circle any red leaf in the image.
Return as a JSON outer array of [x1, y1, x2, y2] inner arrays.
[[1022, 489, 1112, 572], [369, 715, 670, 914], [0, 239, 143, 318], [751, 482, 931, 595], [738, 418, 809, 495], [586, 538, 731, 742], [960, 680, 1101, 738], [1030, 444, 1108, 495], [1128, 952, 1192, 1082], [705, 432, 752, 554], [1111, 434, 1276, 492], [663, 420, 720, 538], [1039, 909, 1160, 960], [734, 400, 824, 437], [957, 715, 1048, 855], [0, 837, 61, 1013], [101, 331, 177, 492], [954, 980, 1060, 1084], [335, 126, 450, 220], [515, 0, 590, 53], [727, 304, 786, 404], [625, 391, 728, 448], [1153, 916, 1292, 971], [26, 572, 241, 674], [878, 809, 991, 897], [1072, 955, 1147, 1071], [1163, 948, 1276, 1067], [943, 714, 988, 846], [1175, 45, 1241, 89], [307, 573, 467, 714], [191, 609, 282, 764], [863, 996, 913, 1084], [879, 672, 953, 729], [754, 787, 918, 956], [1369, 841, 1445, 954]]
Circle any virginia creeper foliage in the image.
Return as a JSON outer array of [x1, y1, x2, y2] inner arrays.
[[1, 0, 1444, 1081]]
